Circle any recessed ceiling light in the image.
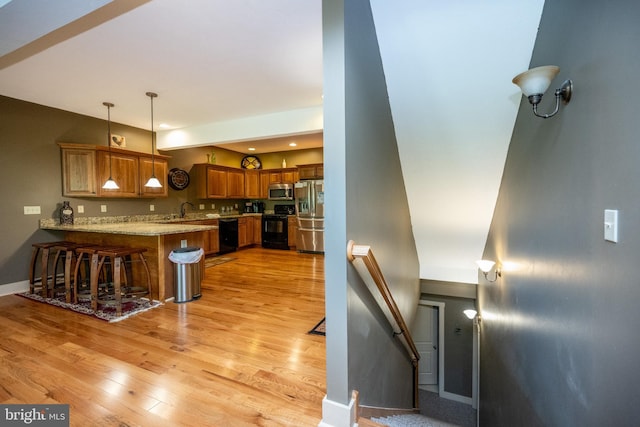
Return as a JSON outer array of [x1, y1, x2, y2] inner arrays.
[[289, 142, 297, 147], [248, 147, 256, 151], [159, 123, 171, 129]]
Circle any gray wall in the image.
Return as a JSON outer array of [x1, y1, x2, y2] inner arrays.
[[324, 0, 420, 409], [480, 0, 640, 425], [0, 95, 321, 287]]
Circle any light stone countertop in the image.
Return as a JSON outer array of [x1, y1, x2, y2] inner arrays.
[[40, 221, 218, 236]]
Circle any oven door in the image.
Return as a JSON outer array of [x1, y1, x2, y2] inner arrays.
[[262, 215, 289, 250]]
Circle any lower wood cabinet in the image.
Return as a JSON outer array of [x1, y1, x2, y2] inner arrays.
[[184, 220, 219, 255]]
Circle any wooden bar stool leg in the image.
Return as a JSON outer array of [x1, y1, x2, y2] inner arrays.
[[90, 253, 101, 312], [40, 248, 50, 298], [114, 256, 123, 317]]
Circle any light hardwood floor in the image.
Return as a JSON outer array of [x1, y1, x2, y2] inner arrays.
[[0, 247, 326, 426]]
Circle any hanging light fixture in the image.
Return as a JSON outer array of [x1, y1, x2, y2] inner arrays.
[[102, 102, 119, 190], [144, 91, 162, 188]]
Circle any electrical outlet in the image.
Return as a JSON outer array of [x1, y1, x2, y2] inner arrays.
[[150, 204, 155, 212], [23, 206, 41, 215], [211, 203, 215, 209], [199, 204, 205, 210], [180, 239, 187, 248], [77, 205, 84, 213], [100, 205, 107, 213]]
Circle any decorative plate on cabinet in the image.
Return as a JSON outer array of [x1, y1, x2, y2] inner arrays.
[[241, 155, 262, 169], [168, 168, 190, 190]]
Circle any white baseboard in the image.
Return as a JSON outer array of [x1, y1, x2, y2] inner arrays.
[[318, 394, 357, 427], [0, 280, 29, 297]]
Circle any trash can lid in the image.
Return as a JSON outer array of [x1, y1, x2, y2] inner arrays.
[[169, 247, 204, 264]]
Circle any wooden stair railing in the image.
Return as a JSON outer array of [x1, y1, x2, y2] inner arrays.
[[346, 240, 421, 410]]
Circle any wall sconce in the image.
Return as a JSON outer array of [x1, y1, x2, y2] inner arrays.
[[463, 309, 478, 320], [512, 65, 572, 119], [102, 102, 119, 190], [476, 259, 501, 282], [144, 91, 163, 188]]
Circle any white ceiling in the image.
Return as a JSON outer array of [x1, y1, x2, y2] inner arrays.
[[0, 0, 546, 283]]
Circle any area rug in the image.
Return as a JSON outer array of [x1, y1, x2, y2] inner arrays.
[[17, 292, 162, 323], [204, 256, 236, 269], [309, 317, 326, 336]]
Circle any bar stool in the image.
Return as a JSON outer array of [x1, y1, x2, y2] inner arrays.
[[93, 247, 151, 317], [29, 241, 74, 298], [49, 242, 94, 302], [73, 245, 111, 304]]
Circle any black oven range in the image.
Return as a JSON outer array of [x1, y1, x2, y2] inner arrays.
[[262, 204, 295, 250]]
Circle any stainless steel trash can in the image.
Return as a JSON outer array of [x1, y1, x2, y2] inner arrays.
[[169, 247, 204, 303]]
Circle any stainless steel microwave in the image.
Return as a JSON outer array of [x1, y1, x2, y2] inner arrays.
[[268, 183, 294, 200]]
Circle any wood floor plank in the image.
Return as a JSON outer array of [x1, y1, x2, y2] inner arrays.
[[0, 247, 326, 426]]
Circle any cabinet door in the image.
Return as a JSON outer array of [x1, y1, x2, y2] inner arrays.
[[259, 171, 270, 198], [245, 170, 260, 198], [253, 216, 262, 244], [298, 166, 316, 180], [227, 169, 245, 198], [207, 167, 227, 198], [238, 217, 248, 247], [139, 157, 168, 197], [269, 171, 282, 184], [61, 148, 98, 196], [282, 169, 298, 183], [209, 228, 220, 253], [97, 151, 139, 197]]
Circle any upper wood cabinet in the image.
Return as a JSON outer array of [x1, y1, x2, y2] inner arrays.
[[268, 168, 298, 184], [193, 164, 228, 199], [244, 170, 260, 199], [139, 157, 169, 198], [227, 169, 245, 198], [297, 163, 324, 180], [61, 147, 98, 196], [59, 143, 169, 198]]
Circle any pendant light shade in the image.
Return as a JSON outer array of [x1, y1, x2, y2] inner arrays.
[[102, 102, 119, 190], [144, 91, 163, 188]]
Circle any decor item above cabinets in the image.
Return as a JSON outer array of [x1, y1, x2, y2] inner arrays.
[[58, 142, 169, 198]]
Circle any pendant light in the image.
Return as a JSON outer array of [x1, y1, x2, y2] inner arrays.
[[102, 102, 119, 190], [144, 91, 162, 188]]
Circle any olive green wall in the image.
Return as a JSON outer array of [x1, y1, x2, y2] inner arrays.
[[0, 95, 322, 287]]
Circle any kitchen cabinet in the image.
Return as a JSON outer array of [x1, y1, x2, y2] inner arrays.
[[238, 217, 249, 247], [269, 168, 298, 184], [139, 157, 169, 197], [288, 216, 297, 250], [245, 169, 260, 199], [183, 219, 219, 254], [252, 216, 262, 244], [297, 163, 324, 180], [193, 164, 227, 198], [61, 147, 98, 196], [97, 150, 139, 197], [259, 171, 271, 199], [227, 169, 245, 198], [59, 142, 169, 198]]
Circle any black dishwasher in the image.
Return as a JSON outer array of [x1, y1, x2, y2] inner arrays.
[[218, 218, 238, 254]]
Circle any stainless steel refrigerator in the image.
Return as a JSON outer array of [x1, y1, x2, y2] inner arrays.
[[294, 180, 324, 253]]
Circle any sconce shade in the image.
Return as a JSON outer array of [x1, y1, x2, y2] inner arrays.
[[476, 259, 496, 273], [512, 65, 560, 97], [464, 309, 478, 320]]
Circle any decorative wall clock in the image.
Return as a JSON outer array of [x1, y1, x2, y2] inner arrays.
[[168, 168, 190, 190], [110, 134, 126, 148], [241, 155, 262, 169]]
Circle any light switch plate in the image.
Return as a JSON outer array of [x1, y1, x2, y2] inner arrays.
[[100, 205, 107, 213], [199, 204, 205, 210], [604, 209, 618, 243], [77, 205, 84, 213], [149, 204, 155, 212], [23, 206, 41, 215], [180, 239, 187, 248]]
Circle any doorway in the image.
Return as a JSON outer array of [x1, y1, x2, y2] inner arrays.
[[415, 300, 445, 394]]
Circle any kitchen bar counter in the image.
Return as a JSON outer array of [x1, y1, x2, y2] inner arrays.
[[40, 218, 217, 302]]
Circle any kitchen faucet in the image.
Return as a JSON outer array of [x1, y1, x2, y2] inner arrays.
[[180, 202, 195, 218]]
